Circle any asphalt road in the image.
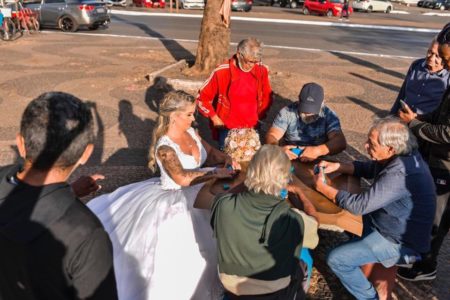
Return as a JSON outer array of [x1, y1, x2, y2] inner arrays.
[[101, 13, 436, 58]]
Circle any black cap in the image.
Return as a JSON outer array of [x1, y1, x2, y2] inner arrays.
[[298, 82, 324, 114]]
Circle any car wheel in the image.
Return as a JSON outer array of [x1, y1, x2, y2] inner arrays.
[[326, 9, 333, 17], [58, 16, 78, 32], [385, 6, 391, 13], [290, 1, 297, 8], [367, 6, 372, 13], [280, 2, 287, 7], [303, 7, 309, 14], [244, 6, 252, 12]]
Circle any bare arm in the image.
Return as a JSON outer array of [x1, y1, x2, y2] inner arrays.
[[299, 130, 347, 162], [287, 178, 318, 220], [157, 145, 233, 186], [266, 126, 298, 160], [265, 126, 284, 145]]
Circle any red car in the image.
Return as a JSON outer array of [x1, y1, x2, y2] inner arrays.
[[303, 0, 353, 17], [133, 0, 166, 8]]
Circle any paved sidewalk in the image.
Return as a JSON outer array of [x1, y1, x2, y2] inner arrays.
[[0, 32, 448, 299]]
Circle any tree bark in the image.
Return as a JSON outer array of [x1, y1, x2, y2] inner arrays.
[[187, 0, 231, 76]]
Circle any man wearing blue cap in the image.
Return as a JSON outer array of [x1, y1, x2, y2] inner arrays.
[[266, 82, 346, 161]]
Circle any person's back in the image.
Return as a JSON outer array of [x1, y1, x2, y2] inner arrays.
[[0, 166, 116, 300], [211, 145, 319, 299], [0, 92, 118, 300]]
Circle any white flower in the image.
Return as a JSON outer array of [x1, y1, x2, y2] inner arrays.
[[248, 139, 256, 147], [229, 140, 238, 149], [244, 150, 254, 156]]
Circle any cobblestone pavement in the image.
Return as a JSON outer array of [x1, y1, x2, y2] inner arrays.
[[0, 33, 448, 299]]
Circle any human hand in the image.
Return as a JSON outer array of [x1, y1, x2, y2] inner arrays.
[[223, 155, 241, 171], [282, 145, 300, 160], [317, 160, 340, 174], [398, 105, 417, 124], [213, 167, 236, 179], [211, 115, 225, 128], [312, 173, 327, 191], [71, 174, 105, 198], [299, 146, 322, 162]]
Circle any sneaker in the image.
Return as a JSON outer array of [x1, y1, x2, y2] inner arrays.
[[397, 266, 437, 281]]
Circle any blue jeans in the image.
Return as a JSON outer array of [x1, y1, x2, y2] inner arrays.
[[327, 228, 403, 300]]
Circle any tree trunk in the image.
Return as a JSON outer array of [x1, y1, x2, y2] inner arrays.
[[187, 0, 231, 76]]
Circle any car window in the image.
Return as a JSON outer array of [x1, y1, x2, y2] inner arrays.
[[45, 0, 65, 3], [330, 0, 342, 3]]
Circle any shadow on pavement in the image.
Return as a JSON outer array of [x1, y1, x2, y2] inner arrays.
[[350, 72, 400, 93], [346, 96, 389, 118], [331, 52, 405, 80], [112, 15, 195, 62]]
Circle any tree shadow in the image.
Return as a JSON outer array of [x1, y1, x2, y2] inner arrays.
[[349, 72, 400, 93], [331, 52, 405, 80], [112, 15, 195, 62], [346, 96, 389, 118]]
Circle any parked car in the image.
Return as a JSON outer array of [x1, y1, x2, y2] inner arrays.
[[421, 0, 439, 7], [133, 0, 165, 7], [303, 0, 352, 16], [231, 0, 253, 11], [426, 0, 449, 9], [445, 0, 450, 9], [352, 0, 393, 12], [25, 0, 109, 32], [104, 0, 131, 6], [417, 0, 424, 5], [270, 0, 304, 8], [179, 0, 204, 9]]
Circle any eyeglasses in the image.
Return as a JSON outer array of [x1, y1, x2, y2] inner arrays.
[[239, 53, 260, 65]]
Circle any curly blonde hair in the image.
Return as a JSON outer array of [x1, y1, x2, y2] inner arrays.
[[148, 90, 195, 172]]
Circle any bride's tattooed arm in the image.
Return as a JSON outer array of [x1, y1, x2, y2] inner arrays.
[[157, 146, 234, 186]]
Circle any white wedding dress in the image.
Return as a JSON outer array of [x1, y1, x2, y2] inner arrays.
[[87, 128, 223, 300]]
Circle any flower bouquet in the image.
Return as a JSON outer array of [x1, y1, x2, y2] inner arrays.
[[224, 128, 261, 170]]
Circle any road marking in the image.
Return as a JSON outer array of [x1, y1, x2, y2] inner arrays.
[[390, 10, 410, 14], [42, 31, 419, 61], [422, 12, 450, 17], [111, 9, 439, 33]]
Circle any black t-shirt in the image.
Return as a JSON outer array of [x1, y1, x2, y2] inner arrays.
[[0, 165, 118, 300]]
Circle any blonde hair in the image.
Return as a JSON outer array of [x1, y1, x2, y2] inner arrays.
[[148, 90, 195, 171], [244, 145, 292, 197]]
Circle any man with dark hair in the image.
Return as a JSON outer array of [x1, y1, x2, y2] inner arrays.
[[266, 82, 346, 162], [0, 92, 118, 299], [396, 23, 450, 282]]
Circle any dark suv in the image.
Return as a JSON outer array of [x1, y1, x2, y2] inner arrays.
[[271, 0, 304, 9]]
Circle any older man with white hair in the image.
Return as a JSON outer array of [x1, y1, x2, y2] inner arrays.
[[313, 117, 436, 300], [197, 37, 273, 150]]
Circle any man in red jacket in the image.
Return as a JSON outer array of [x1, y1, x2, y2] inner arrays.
[[197, 37, 273, 149]]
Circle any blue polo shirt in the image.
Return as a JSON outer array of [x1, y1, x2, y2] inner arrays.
[[272, 102, 341, 146], [391, 58, 449, 115]]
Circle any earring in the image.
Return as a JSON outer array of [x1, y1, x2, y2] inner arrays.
[[280, 188, 288, 199]]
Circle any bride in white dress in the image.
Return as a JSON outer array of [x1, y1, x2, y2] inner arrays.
[[87, 90, 237, 300]]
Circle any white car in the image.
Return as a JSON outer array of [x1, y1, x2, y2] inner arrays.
[[179, 0, 204, 9], [352, 0, 393, 12]]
